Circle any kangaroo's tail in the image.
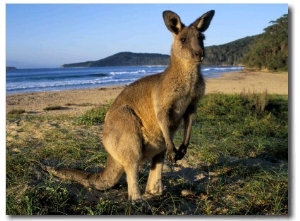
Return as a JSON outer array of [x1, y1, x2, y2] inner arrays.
[[38, 153, 124, 190]]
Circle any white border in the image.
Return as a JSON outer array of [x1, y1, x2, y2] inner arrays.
[[2, 1, 298, 220]]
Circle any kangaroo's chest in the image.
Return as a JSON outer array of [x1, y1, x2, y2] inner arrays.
[[169, 74, 204, 121], [174, 74, 204, 106], [169, 96, 192, 127]]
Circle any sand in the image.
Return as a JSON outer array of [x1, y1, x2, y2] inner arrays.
[[6, 71, 288, 116]]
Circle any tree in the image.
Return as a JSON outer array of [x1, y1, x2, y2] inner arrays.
[[242, 13, 288, 71]]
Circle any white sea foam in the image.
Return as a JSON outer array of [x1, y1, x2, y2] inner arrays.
[[6, 66, 243, 94], [109, 69, 147, 75]]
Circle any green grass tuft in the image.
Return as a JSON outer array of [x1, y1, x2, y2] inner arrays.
[[75, 101, 113, 125]]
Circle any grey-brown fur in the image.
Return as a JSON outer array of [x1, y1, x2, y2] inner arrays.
[[44, 10, 215, 201]]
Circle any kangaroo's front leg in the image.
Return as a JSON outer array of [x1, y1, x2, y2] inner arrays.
[[175, 104, 197, 161], [156, 109, 176, 163]]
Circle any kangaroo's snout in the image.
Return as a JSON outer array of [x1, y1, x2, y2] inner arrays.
[[194, 50, 204, 62]]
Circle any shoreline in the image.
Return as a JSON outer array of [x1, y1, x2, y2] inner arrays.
[[6, 70, 288, 116], [205, 70, 288, 94]]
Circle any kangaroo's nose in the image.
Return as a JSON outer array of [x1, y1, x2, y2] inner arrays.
[[195, 51, 204, 62]]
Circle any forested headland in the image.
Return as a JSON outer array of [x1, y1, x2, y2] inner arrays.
[[61, 52, 170, 68], [61, 13, 288, 72], [242, 14, 288, 71]]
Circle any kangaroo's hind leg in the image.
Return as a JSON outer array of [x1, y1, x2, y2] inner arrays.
[[145, 151, 165, 196], [103, 105, 144, 201]]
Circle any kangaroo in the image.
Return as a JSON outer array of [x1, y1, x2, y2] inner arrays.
[[44, 9, 215, 201]]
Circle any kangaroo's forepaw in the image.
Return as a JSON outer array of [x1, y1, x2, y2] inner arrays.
[[175, 144, 187, 162], [166, 150, 176, 164]]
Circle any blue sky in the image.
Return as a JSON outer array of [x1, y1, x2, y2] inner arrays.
[[6, 3, 288, 68]]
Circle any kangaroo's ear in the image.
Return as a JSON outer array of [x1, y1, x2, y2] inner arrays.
[[163, 10, 184, 34], [190, 10, 215, 32]]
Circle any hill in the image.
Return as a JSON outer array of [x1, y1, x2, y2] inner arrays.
[[6, 66, 17, 70], [242, 14, 288, 71], [202, 35, 258, 66], [61, 52, 170, 68], [61, 35, 258, 68]]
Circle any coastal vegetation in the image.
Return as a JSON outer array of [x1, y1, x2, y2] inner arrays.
[[202, 36, 257, 66], [242, 14, 288, 71], [6, 92, 288, 215]]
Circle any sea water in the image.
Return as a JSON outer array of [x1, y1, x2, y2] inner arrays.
[[6, 66, 243, 94]]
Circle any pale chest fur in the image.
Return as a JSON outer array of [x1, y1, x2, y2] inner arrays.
[[165, 68, 205, 121]]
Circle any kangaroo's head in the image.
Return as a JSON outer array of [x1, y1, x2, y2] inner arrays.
[[163, 10, 215, 63]]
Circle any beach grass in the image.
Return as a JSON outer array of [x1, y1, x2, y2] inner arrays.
[[75, 100, 113, 126], [7, 109, 26, 115], [6, 92, 288, 215], [43, 105, 69, 111]]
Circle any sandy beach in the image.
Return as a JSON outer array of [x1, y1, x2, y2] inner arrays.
[[6, 71, 288, 116]]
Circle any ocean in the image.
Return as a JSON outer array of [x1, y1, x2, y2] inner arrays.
[[6, 66, 243, 95]]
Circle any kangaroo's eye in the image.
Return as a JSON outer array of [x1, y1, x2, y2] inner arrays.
[[180, 38, 186, 43], [198, 35, 205, 40]]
